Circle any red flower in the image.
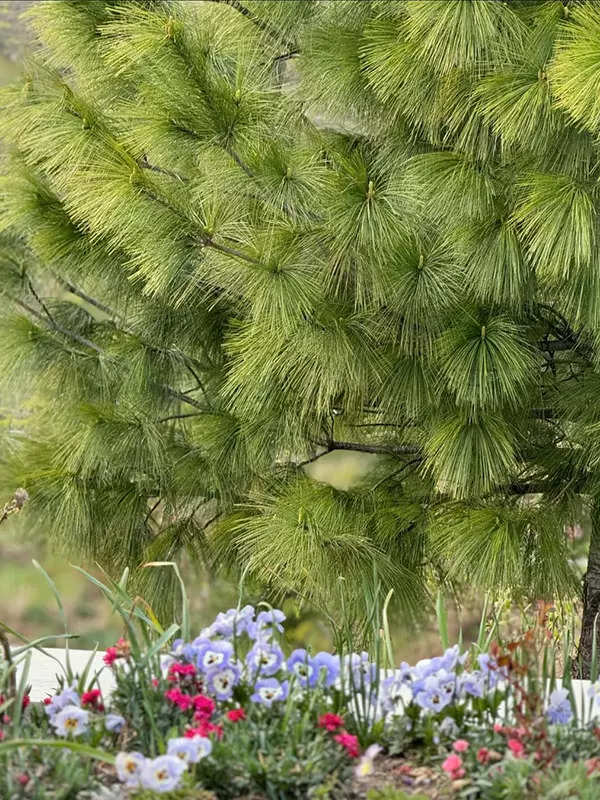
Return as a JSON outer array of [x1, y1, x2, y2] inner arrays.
[[226, 708, 246, 723], [192, 694, 215, 718], [477, 747, 490, 764], [0, 731, 4, 741], [16, 773, 29, 786], [151, 678, 159, 688], [507, 739, 524, 757], [43, 697, 52, 706], [185, 721, 223, 739], [168, 662, 197, 682], [81, 689, 102, 708], [165, 688, 194, 711], [318, 713, 345, 732], [452, 740, 469, 753], [104, 638, 131, 666], [21, 694, 30, 710], [333, 732, 360, 759]]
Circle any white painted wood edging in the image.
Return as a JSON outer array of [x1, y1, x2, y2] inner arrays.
[[15, 649, 600, 725]]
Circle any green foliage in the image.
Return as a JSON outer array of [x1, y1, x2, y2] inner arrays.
[[3, 0, 600, 626]]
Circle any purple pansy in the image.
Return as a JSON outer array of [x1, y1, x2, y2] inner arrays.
[[251, 678, 289, 707], [196, 640, 234, 673], [246, 641, 284, 676], [287, 649, 318, 688]]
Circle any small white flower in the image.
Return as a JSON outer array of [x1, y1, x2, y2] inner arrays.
[[115, 752, 146, 787], [167, 736, 212, 763], [140, 755, 187, 793], [354, 744, 383, 779], [50, 705, 89, 737]]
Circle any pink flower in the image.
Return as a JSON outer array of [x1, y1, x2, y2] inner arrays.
[[318, 713, 345, 732], [226, 708, 246, 722], [151, 678, 159, 688], [507, 738, 524, 757], [21, 695, 30, 710], [453, 740, 469, 753], [168, 662, 197, 682], [164, 688, 193, 711], [477, 747, 490, 764], [185, 721, 223, 739], [16, 773, 29, 786], [81, 689, 102, 708], [442, 754, 463, 774], [192, 694, 215, 718], [103, 647, 118, 667], [333, 732, 360, 759], [493, 722, 504, 733]]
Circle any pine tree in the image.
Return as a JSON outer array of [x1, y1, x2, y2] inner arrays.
[[3, 0, 600, 668]]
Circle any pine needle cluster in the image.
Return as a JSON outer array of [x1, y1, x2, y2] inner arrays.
[[1, 0, 600, 623]]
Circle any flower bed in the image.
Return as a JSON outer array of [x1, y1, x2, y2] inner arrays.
[[2, 574, 600, 798]]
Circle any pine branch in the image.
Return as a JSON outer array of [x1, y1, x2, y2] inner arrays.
[[157, 413, 204, 423], [138, 155, 189, 183], [313, 439, 422, 457], [58, 277, 122, 319], [6, 293, 103, 355]]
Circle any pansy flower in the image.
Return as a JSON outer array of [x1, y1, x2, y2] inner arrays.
[[246, 641, 284, 676], [105, 713, 125, 733], [196, 640, 234, 673], [287, 649, 317, 687], [140, 755, 186, 793], [115, 752, 146, 788], [248, 609, 286, 639], [212, 605, 255, 638], [167, 735, 212, 763], [251, 678, 289, 707], [44, 684, 80, 718], [546, 687, 573, 725], [207, 663, 240, 700], [313, 652, 340, 687], [50, 705, 90, 737]]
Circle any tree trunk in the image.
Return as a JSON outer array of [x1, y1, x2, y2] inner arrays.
[[575, 498, 600, 678]]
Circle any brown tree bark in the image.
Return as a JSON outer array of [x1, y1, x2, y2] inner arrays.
[[575, 498, 600, 678]]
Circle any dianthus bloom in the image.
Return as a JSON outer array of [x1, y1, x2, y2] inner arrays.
[[81, 689, 103, 709], [168, 662, 197, 682], [477, 747, 490, 764], [333, 732, 360, 759], [185, 721, 223, 739], [442, 753, 465, 780], [318, 713, 345, 732], [104, 638, 131, 667], [226, 708, 246, 722], [192, 694, 215, 718], [453, 740, 469, 753], [507, 738, 524, 757], [21, 694, 30, 710], [164, 688, 194, 712]]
